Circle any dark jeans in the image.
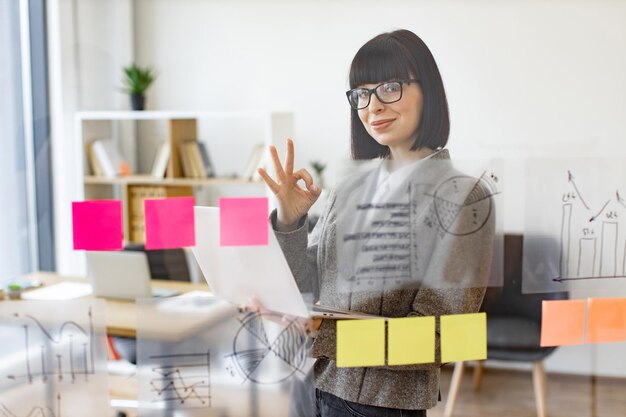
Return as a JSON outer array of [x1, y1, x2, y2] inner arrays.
[[316, 390, 427, 417]]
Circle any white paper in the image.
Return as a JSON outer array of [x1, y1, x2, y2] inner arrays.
[[335, 157, 504, 293], [524, 158, 626, 294], [137, 298, 313, 416], [21, 281, 93, 300], [192, 206, 310, 318], [175, 290, 213, 298]]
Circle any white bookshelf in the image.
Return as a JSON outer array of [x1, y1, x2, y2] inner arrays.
[[66, 110, 293, 274]]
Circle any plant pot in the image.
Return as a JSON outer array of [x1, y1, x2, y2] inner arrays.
[[131, 94, 145, 111]]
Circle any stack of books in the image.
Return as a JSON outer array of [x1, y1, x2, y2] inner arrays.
[[87, 139, 130, 178], [178, 139, 214, 178]]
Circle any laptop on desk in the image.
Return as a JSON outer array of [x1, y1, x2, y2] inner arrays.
[[86, 251, 180, 300]]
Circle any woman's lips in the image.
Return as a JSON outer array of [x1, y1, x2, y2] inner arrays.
[[371, 119, 395, 131]]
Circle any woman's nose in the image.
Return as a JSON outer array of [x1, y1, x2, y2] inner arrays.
[[368, 93, 385, 114]]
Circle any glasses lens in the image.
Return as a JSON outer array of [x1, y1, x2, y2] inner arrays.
[[349, 89, 370, 109], [376, 82, 402, 104]]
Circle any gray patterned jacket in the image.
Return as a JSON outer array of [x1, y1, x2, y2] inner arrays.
[[273, 150, 494, 410]]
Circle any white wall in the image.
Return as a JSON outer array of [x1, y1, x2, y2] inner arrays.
[[133, 0, 626, 235], [48, 0, 133, 275]]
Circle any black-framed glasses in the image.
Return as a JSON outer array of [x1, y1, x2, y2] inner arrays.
[[345, 79, 419, 110]]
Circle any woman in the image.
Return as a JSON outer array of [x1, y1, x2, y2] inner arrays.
[[258, 29, 494, 417]]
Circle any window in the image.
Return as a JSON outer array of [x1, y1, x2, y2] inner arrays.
[[0, 0, 54, 282]]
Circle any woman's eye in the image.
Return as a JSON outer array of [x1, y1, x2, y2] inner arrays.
[[383, 83, 401, 93], [356, 89, 370, 99]]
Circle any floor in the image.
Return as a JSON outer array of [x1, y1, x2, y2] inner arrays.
[[108, 364, 626, 417]]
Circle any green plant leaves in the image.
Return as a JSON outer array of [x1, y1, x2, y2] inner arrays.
[[121, 63, 156, 95]]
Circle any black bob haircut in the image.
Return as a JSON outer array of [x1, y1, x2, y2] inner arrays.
[[349, 30, 450, 160]]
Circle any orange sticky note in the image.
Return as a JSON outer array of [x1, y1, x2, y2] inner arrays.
[[388, 316, 435, 365], [440, 313, 487, 362], [586, 298, 626, 344], [540, 300, 586, 347], [336, 319, 385, 367]]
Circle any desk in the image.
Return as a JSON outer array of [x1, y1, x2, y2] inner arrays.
[[18, 272, 210, 338]]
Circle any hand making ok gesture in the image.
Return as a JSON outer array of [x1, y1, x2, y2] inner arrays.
[[257, 139, 322, 231]]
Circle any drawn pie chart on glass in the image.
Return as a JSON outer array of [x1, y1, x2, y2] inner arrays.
[[228, 312, 307, 385], [432, 174, 498, 236]]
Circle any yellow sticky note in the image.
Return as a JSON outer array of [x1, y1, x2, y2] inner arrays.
[[336, 319, 385, 367], [441, 313, 487, 362], [388, 316, 435, 365]]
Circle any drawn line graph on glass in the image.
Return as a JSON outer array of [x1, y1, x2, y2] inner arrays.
[[5, 308, 96, 384], [149, 351, 211, 408], [0, 393, 61, 417]]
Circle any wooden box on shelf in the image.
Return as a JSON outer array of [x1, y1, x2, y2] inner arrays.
[[127, 184, 193, 243]]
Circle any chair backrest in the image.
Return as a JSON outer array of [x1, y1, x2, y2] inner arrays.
[[481, 234, 567, 321], [124, 244, 191, 282]]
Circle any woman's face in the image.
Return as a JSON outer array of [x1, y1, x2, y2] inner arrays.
[[357, 80, 423, 151]]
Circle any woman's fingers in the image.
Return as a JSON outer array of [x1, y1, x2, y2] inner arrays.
[[293, 168, 314, 188], [257, 168, 280, 194], [269, 145, 286, 180], [284, 139, 294, 176], [293, 168, 321, 196]]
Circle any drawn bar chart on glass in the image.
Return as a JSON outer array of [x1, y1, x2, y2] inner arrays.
[[5, 309, 95, 384], [336, 157, 504, 293], [0, 301, 109, 417], [524, 159, 626, 293]]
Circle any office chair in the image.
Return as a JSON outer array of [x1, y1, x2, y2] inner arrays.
[[124, 244, 191, 282], [444, 234, 567, 417], [111, 244, 192, 364]]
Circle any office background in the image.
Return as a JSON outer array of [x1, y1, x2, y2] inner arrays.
[[2, 0, 626, 414]]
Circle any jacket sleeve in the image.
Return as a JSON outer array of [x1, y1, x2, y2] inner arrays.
[[272, 192, 335, 297]]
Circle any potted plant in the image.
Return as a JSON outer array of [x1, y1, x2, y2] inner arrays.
[[121, 63, 156, 110], [310, 161, 327, 189]]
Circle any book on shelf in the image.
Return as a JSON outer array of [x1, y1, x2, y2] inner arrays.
[[87, 138, 130, 178], [241, 143, 266, 181], [197, 142, 215, 177], [87, 143, 104, 177], [178, 139, 214, 178], [150, 142, 171, 179], [187, 140, 207, 178], [179, 139, 200, 178]]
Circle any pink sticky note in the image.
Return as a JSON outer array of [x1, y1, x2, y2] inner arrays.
[[219, 197, 269, 246], [145, 197, 196, 250], [72, 200, 123, 250]]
